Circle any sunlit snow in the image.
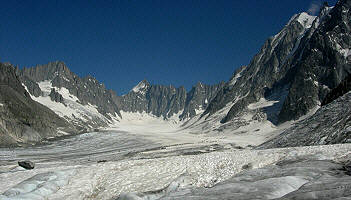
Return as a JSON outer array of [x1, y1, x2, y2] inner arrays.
[[25, 80, 114, 125]]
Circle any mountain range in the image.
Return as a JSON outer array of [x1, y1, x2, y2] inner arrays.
[[1, 0, 351, 147]]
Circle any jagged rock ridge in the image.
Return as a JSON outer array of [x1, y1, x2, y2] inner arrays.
[[16, 61, 224, 129], [259, 75, 351, 149], [203, 1, 351, 126], [16, 61, 122, 128], [119, 80, 224, 120], [0, 63, 76, 147]]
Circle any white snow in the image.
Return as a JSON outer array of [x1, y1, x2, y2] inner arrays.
[[1, 91, 350, 200], [268, 12, 316, 67], [271, 12, 316, 59], [229, 67, 245, 86], [247, 98, 279, 110], [1, 138, 350, 200], [295, 12, 316, 29], [0, 170, 76, 200], [313, 80, 319, 86], [181, 94, 292, 147], [195, 108, 204, 115], [37, 80, 52, 93], [7, 57, 349, 200], [0, 103, 3, 107], [264, 176, 309, 199], [27, 80, 113, 125], [113, 111, 197, 145], [287, 12, 316, 29]]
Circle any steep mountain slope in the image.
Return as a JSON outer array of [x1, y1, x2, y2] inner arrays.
[[118, 80, 187, 119], [200, 1, 351, 129], [0, 63, 76, 146], [259, 73, 351, 149], [14, 61, 224, 133], [180, 81, 225, 120], [259, 91, 351, 148], [321, 73, 351, 105], [203, 12, 316, 123], [16, 61, 122, 129], [278, 0, 351, 122], [119, 80, 224, 120]]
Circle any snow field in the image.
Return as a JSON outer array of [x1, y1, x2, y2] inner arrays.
[[1, 143, 350, 200]]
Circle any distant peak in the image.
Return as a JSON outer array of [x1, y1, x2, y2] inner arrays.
[[43, 61, 70, 72], [84, 75, 97, 82], [196, 81, 203, 87], [140, 79, 149, 84], [47, 60, 66, 68], [132, 79, 150, 93], [288, 12, 317, 29]]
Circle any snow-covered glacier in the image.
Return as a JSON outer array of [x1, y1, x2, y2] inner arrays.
[[1, 118, 350, 200]]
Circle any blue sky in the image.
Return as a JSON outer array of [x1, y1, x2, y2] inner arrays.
[[0, 0, 338, 94]]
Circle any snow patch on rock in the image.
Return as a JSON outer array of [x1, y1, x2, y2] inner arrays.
[[29, 80, 114, 126], [132, 81, 149, 94], [295, 12, 316, 29]]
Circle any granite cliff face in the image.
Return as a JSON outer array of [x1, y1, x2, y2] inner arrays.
[[259, 91, 351, 149], [278, 0, 351, 122], [118, 80, 186, 119], [119, 80, 224, 120], [203, 1, 351, 126], [15, 61, 224, 130], [180, 82, 224, 120], [16, 61, 122, 129], [203, 12, 316, 124], [321, 73, 351, 105], [259, 72, 351, 149], [0, 63, 75, 146]]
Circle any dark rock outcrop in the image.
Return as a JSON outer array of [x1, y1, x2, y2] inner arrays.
[[17, 74, 43, 97], [15, 61, 223, 131], [278, 1, 351, 122], [203, 0, 351, 125], [118, 80, 187, 118], [18, 160, 35, 170], [0, 63, 75, 147], [17, 61, 122, 125], [259, 91, 351, 149], [203, 11, 315, 124], [322, 73, 351, 105], [49, 88, 64, 103], [119, 80, 224, 120], [180, 82, 224, 120]]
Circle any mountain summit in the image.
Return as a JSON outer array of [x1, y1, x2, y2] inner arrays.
[[201, 0, 351, 127]]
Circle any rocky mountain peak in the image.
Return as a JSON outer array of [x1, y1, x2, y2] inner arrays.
[[18, 61, 76, 84], [195, 81, 204, 88], [17, 61, 122, 128], [0, 62, 75, 146], [277, 0, 351, 122], [132, 79, 150, 94], [289, 12, 316, 29], [201, 0, 351, 127]]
